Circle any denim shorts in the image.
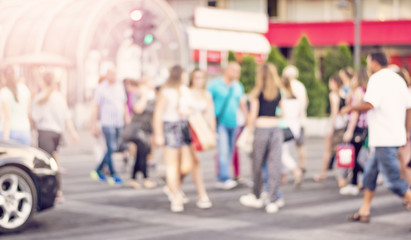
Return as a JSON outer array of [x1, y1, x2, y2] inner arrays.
[[163, 120, 191, 148], [363, 147, 409, 197]]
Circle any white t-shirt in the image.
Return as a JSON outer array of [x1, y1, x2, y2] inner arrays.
[[0, 83, 31, 131], [364, 68, 411, 147], [290, 79, 308, 124], [283, 98, 301, 139], [32, 91, 71, 134], [161, 85, 192, 122]]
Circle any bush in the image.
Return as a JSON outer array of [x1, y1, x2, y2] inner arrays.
[[322, 48, 339, 84], [293, 35, 327, 117], [227, 50, 237, 62], [266, 46, 288, 75], [322, 44, 353, 84], [240, 55, 257, 93], [336, 44, 353, 70]]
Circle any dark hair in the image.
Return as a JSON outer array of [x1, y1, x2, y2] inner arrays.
[[38, 72, 56, 105], [164, 65, 184, 88], [282, 76, 295, 99], [342, 67, 354, 79], [330, 73, 343, 88], [369, 51, 388, 67]]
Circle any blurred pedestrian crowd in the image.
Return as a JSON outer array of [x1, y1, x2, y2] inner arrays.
[[2, 51, 411, 221]]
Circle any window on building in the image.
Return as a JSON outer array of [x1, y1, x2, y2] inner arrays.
[[267, 0, 278, 18], [208, 1, 217, 7]]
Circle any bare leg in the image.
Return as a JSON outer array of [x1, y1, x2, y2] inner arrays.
[[180, 146, 193, 176], [358, 189, 375, 215], [187, 147, 209, 199], [297, 145, 307, 170], [164, 148, 182, 200], [314, 133, 332, 181], [398, 144, 411, 186]]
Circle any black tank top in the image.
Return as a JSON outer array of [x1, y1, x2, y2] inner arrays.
[[258, 91, 281, 117]]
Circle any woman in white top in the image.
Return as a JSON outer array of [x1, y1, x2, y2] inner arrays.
[[31, 72, 79, 202], [153, 65, 193, 212], [0, 66, 31, 145], [281, 76, 303, 187], [182, 68, 215, 209]]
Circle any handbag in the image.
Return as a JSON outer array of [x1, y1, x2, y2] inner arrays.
[[236, 127, 254, 153], [336, 144, 355, 169], [188, 114, 216, 151], [352, 127, 368, 143], [122, 123, 150, 147], [282, 127, 294, 142]]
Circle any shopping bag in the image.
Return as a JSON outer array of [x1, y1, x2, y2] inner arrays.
[[236, 127, 254, 153], [336, 144, 355, 169], [188, 113, 216, 151]]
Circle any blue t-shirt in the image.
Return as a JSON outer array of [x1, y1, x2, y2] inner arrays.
[[207, 78, 244, 128]]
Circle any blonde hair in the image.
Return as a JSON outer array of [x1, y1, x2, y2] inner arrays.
[[250, 63, 283, 101]]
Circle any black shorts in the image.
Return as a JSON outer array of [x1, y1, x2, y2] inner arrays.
[[163, 120, 191, 148], [38, 130, 61, 155]]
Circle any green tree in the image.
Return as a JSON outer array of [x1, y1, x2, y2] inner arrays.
[[293, 35, 327, 117], [322, 48, 339, 84], [266, 46, 288, 75], [240, 55, 257, 93], [336, 43, 353, 70], [227, 50, 237, 62]]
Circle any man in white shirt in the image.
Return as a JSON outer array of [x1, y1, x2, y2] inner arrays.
[[283, 65, 308, 172], [341, 51, 411, 223]]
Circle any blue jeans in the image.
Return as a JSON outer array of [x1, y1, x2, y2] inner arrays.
[[363, 147, 409, 197], [96, 127, 122, 176], [0, 130, 31, 145], [217, 124, 238, 182]]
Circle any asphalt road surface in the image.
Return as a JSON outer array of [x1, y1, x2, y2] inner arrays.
[[2, 134, 410, 240]]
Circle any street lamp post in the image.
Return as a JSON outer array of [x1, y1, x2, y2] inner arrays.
[[353, 0, 361, 67]]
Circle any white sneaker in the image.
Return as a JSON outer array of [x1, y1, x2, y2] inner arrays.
[[339, 184, 360, 196], [265, 202, 279, 214], [196, 197, 212, 209], [275, 198, 285, 208], [216, 179, 238, 190], [163, 186, 190, 203], [171, 199, 184, 213], [240, 193, 264, 209]]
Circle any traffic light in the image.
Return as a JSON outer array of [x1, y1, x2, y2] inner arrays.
[[129, 9, 156, 47]]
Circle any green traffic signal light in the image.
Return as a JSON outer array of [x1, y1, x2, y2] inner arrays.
[[144, 34, 154, 45]]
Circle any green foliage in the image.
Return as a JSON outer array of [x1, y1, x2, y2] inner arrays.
[[322, 44, 353, 84], [293, 35, 327, 117], [227, 50, 237, 62], [266, 46, 288, 75], [240, 55, 257, 94], [360, 56, 367, 66], [336, 44, 353, 69]]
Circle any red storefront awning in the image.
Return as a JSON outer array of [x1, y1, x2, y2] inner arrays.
[[265, 20, 411, 47]]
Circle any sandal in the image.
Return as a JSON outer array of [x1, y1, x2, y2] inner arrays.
[[129, 179, 142, 189], [143, 179, 157, 189], [403, 201, 411, 211], [347, 212, 370, 223], [313, 174, 326, 182]]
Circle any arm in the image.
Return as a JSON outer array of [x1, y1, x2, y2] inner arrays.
[[1, 101, 11, 140], [153, 92, 167, 146], [340, 102, 374, 115], [205, 92, 216, 132], [90, 103, 100, 138], [343, 89, 363, 142], [132, 91, 149, 114], [124, 103, 131, 125], [66, 119, 79, 143], [239, 97, 249, 125], [328, 92, 340, 134], [246, 97, 259, 129]]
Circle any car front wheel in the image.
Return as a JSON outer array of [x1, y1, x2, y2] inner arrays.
[[0, 166, 37, 233]]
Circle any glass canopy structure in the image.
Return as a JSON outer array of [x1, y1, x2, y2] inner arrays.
[[0, 0, 188, 105]]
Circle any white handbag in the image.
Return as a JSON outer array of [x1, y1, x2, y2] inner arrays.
[[236, 127, 254, 153]]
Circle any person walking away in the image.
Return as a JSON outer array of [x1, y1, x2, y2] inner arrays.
[[31, 72, 79, 202], [339, 67, 369, 196], [153, 65, 193, 213], [314, 74, 347, 188], [207, 62, 248, 190], [239, 63, 284, 214], [127, 77, 157, 189], [281, 74, 303, 187], [90, 67, 129, 185], [0, 66, 31, 145], [282, 65, 308, 173], [341, 51, 411, 223]]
